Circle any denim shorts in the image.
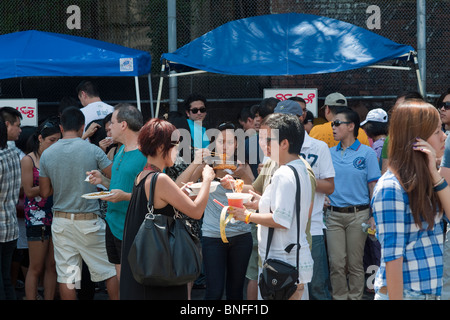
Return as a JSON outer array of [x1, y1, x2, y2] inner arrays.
[[375, 288, 440, 300], [26, 225, 51, 241]]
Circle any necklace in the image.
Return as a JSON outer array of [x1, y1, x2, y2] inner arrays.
[[116, 149, 125, 171], [144, 163, 162, 172]]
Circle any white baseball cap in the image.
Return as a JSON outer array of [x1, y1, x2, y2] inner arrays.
[[360, 108, 388, 126]]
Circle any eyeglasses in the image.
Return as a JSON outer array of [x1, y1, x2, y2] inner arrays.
[[440, 102, 450, 110], [331, 120, 351, 127], [190, 107, 206, 114], [171, 140, 180, 148]]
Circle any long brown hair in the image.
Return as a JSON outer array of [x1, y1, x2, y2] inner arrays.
[[388, 99, 441, 230]]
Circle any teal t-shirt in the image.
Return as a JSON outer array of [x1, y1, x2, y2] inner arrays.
[[106, 145, 147, 240]]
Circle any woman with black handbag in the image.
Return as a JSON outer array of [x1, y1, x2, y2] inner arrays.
[[120, 118, 215, 300]]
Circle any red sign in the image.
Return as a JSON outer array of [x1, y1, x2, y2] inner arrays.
[[0, 99, 38, 126]]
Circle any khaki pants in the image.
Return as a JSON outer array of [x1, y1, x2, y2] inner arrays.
[[325, 208, 369, 300]]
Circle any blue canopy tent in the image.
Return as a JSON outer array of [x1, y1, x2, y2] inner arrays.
[[0, 30, 153, 114], [157, 13, 418, 117]]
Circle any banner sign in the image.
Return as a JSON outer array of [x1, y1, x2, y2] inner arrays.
[[263, 88, 318, 117], [0, 99, 38, 126]]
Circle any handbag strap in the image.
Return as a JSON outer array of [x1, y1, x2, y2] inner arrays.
[[146, 172, 160, 215], [289, 165, 301, 282], [264, 165, 301, 279]]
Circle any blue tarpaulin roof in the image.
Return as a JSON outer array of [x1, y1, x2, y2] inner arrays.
[[0, 30, 151, 79], [162, 13, 415, 76]]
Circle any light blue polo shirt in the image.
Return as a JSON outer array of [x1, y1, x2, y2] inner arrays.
[[187, 119, 210, 148], [329, 139, 380, 207]]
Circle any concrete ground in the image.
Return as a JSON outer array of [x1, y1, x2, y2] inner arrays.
[[14, 279, 374, 300]]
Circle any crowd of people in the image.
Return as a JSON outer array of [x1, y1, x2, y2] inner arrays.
[[1, 79, 450, 301]]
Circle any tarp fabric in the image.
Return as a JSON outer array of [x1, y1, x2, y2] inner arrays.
[[162, 13, 414, 76], [0, 30, 151, 79]]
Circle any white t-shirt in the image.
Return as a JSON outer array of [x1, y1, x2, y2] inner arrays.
[[300, 133, 335, 236], [257, 158, 314, 284], [80, 101, 114, 131]]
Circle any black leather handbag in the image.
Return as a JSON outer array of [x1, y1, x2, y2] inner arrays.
[[259, 165, 301, 300], [128, 172, 202, 286]]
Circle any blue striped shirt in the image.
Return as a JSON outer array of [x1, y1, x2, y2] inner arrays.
[[371, 170, 444, 296]]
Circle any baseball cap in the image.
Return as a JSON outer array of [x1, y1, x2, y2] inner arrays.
[[274, 100, 303, 117], [324, 92, 347, 107], [360, 108, 388, 126]]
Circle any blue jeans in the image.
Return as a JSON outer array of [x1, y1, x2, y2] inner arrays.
[[441, 226, 450, 299], [0, 239, 17, 300], [308, 234, 332, 300], [202, 233, 252, 300], [375, 288, 440, 300]]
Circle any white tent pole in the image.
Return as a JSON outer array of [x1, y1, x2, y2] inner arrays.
[[167, 70, 207, 77], [413, 54, 425, 98], [155, 64, 165, 118], [148, 73, 154, 118], [134, 76, 141, 111], [366, 65, 411, 71]]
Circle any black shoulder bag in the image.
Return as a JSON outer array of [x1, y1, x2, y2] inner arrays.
[[128, 172, 202, 286], [259, 165, 301, 300]]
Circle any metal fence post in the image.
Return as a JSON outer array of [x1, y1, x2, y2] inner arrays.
[[417, 0, 427, 98], [168, 0, 178, 112]]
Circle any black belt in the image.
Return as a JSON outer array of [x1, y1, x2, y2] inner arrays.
[[330, 204, 370, 213]]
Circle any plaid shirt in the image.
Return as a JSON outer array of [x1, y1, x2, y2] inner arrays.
[[371, 170, 444, 296], [0, 147, 21, 242]]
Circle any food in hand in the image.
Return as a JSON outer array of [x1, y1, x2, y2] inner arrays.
[[213, 153, 237, 171], [234, 179, 244, 193], [213, 164, 237, 171]]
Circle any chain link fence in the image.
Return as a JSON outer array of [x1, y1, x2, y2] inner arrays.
[[0, 0, 448, 122]]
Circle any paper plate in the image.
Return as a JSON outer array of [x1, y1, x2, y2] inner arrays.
[[81, 191, 114, 199], [188, 181, 220, 195]]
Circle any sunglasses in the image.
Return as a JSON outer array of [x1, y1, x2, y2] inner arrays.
[[440, 102, 450, 110], [190, 107, 206, 114], [266, 137, 278, 144], [217, 122, 236, 131], [331, 120, 352, 127], [40, 117, 60, 133]]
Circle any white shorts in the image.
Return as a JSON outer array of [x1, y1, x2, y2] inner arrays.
[[51, 214, 116, 284]]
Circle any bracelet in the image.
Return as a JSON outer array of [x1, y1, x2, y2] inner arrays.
[[433, 177, 445, 188], [245, 211, 252, 224], [434, 179, 448, 192]]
